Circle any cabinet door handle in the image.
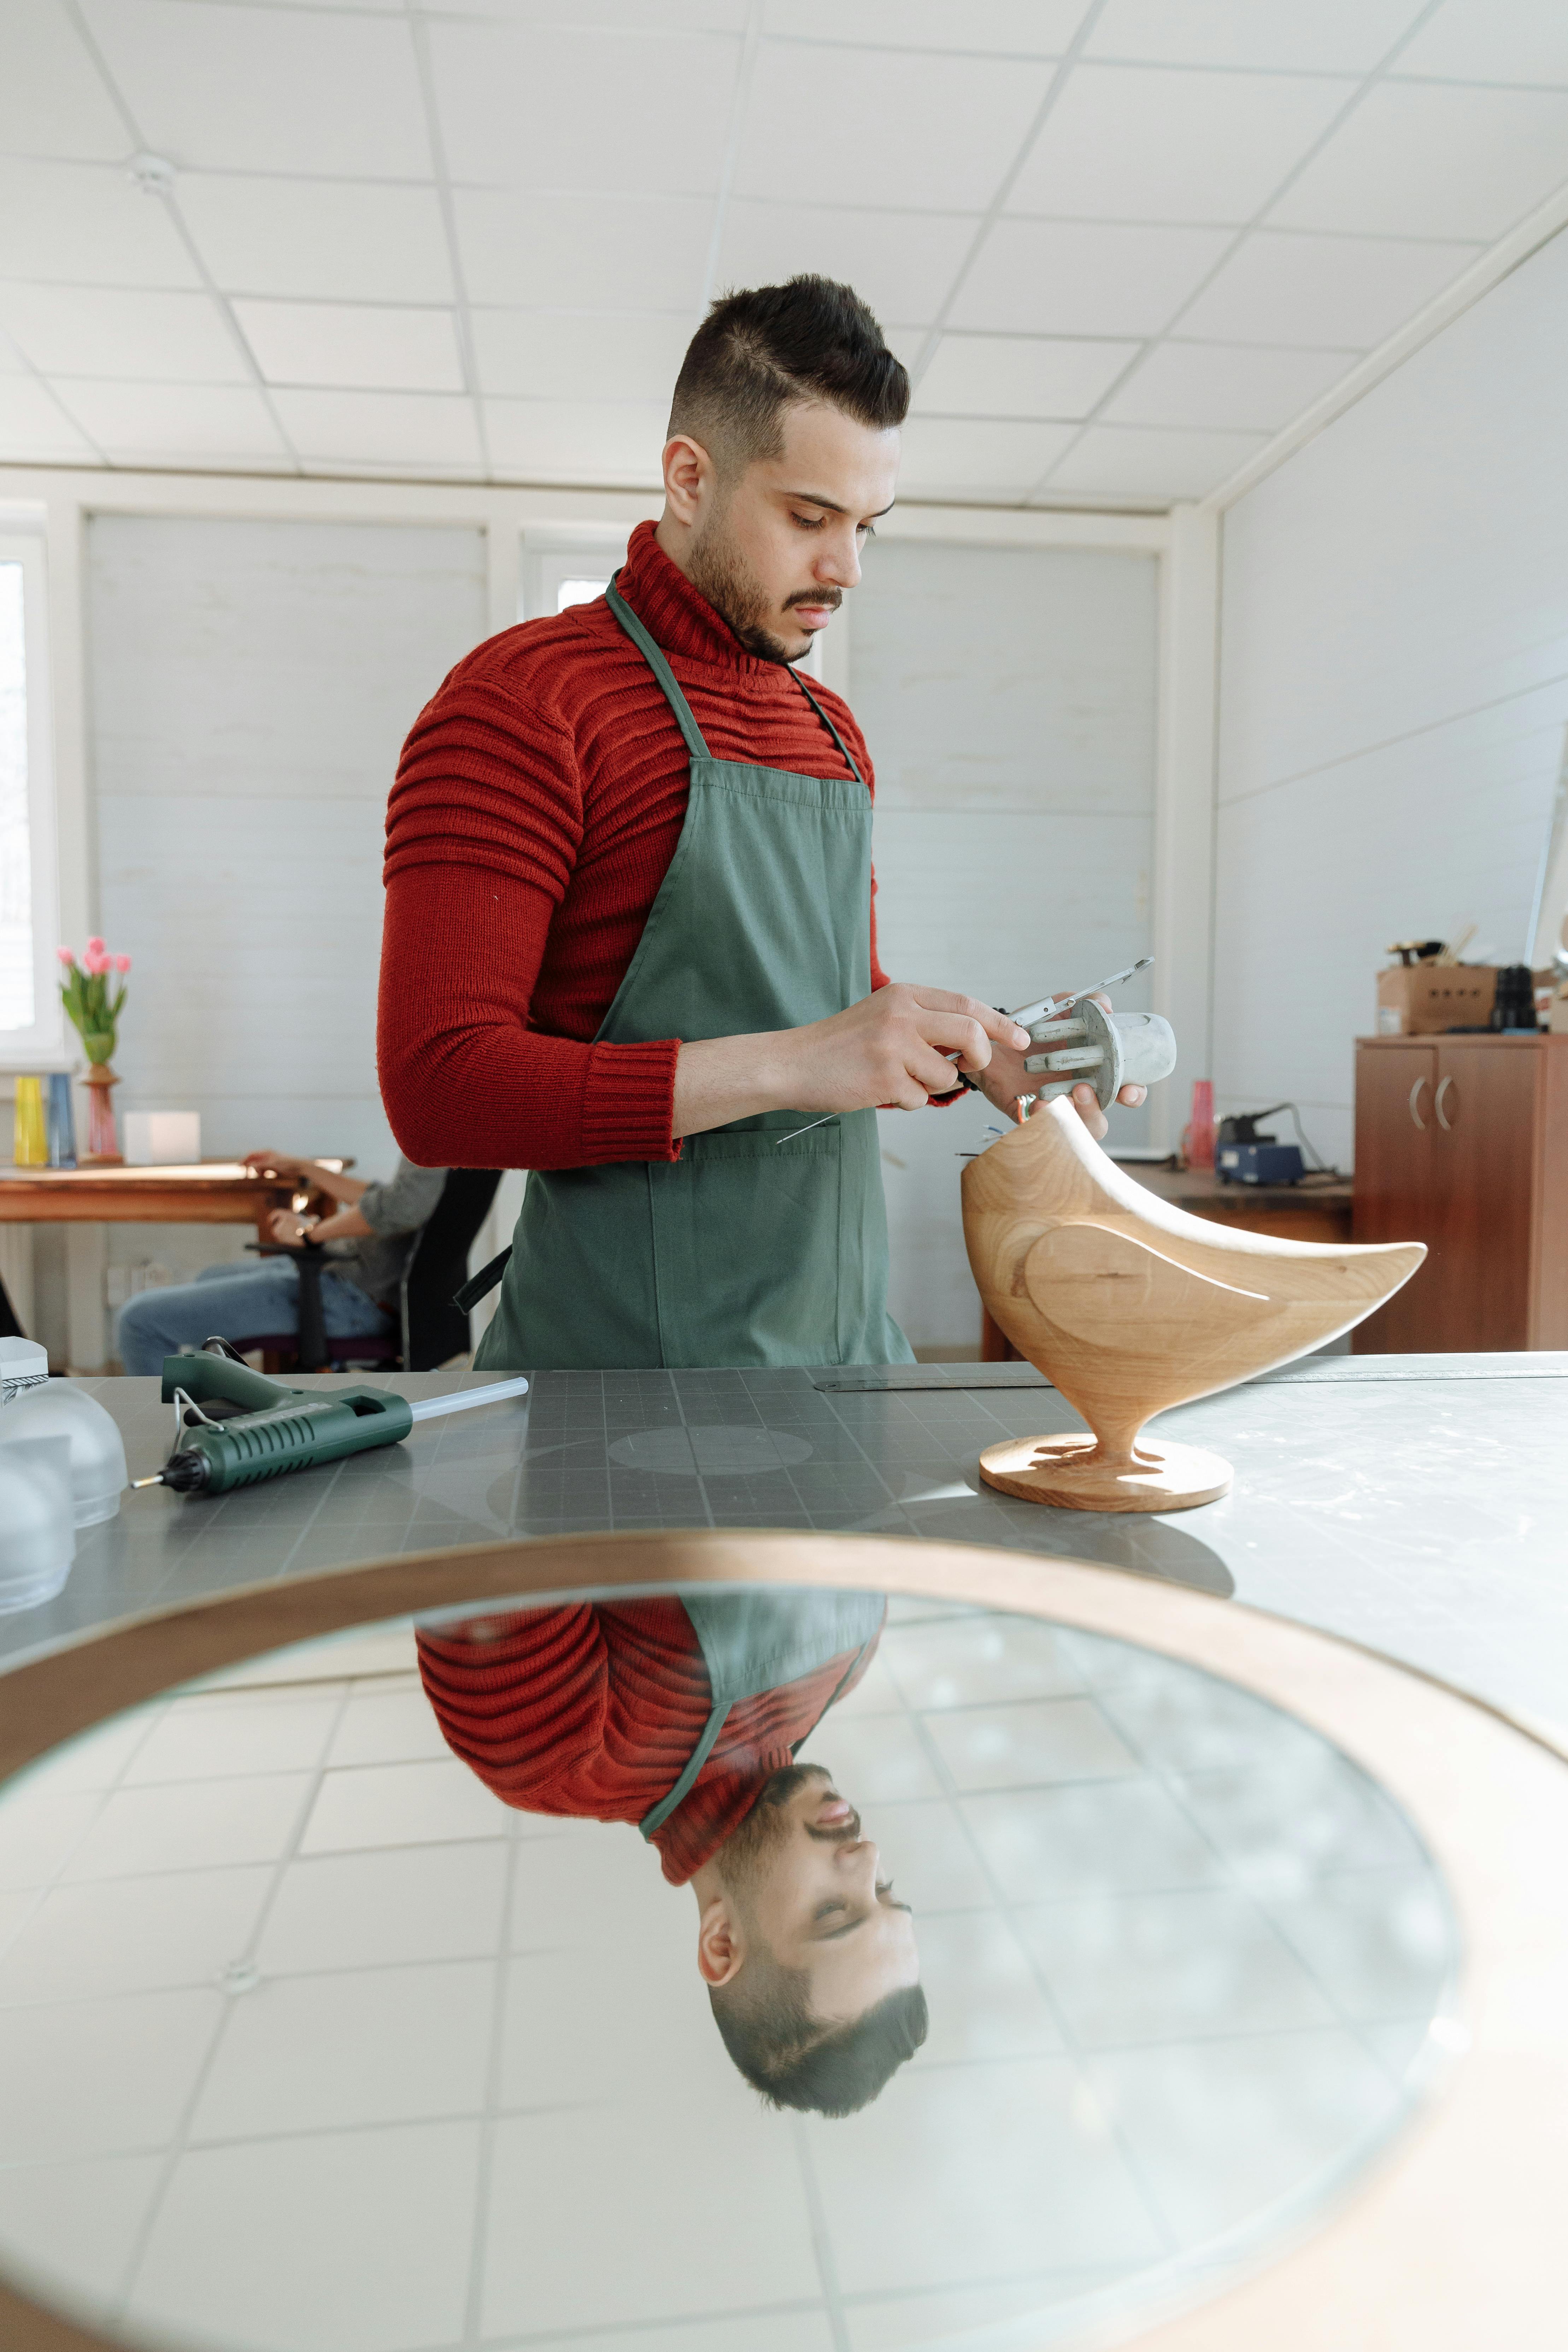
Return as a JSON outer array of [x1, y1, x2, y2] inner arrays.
[[1408, 1077, 1428, 1130], [1435, 1074, 1457, 1131]]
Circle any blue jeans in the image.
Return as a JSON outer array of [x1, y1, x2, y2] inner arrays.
[[117, 1260, 394, 1376]]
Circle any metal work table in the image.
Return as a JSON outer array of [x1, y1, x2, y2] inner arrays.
[[6, 1355, 1565, 1737]]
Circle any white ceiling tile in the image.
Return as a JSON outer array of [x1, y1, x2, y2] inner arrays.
[[898, 416, 1076, 500], [486, 397, 666, 485], [456, 190, 711, 310], [1396, 0, 1568, 85], [1176, 229, 1480, 346], [52, 379, 289, 464], [1101, 340, 1357, 429], [0, 283, 245, 383], [914, 334, 1140, 419], [78, 0, 432, 179], [177, 178, 454, 306], [233, 301, 465, 393], [1270, 83, 1568, 243], [471, 311, 691, 403], [429, 21, 739, 194], [0, 159, 201, 288], [0, 0, 129, 162], [715, 201, 976, 330], [1045, 422, 1265, 498], [736, 44, 1053, 212], [271, 389, 482, 469], [760, 1, 1082, 51], [0, 374, 100, 461], [949, 219, 1232, 337], [421, 0, 748, 22], [0, 326, 25, 372], [1086, 0, 1421, 74], [1010, 65, 1355, 224]]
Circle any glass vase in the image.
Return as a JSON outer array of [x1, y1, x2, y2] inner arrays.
[[83, 1066, 122, 1164]]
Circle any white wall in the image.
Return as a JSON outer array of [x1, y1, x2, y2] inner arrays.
[[853, 539, 1159, 1353], [1213, 227, 1568, 1171], [90, 515, 487, 1178]]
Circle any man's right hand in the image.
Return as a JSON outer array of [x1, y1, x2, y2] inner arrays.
[[776, 986, 1030, 1114], [671, 987, 1030, 1139]]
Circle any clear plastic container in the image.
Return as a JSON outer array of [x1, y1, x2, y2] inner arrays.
[[0, 1336, 50, 1408], [0, 1434, 75, 1613], [0, 1381, 128, 1527]]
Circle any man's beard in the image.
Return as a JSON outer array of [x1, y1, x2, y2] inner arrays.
[[717, 1762, 858, 1902], [687, 517, 839, 668]]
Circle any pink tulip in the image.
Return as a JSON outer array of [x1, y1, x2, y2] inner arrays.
[[57, 945, 75, 965], [84, 950, 107, 975], [114, 954, 131, 973], [86, 936, 105, 957]]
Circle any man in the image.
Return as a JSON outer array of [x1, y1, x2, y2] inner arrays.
[[379, 275, 1142, 1370], [416, 1591, 924, 2116], [116, 1151, 443, 1374]]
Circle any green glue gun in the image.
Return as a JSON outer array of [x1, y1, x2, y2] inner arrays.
[[132, 1343, 529, 1497]]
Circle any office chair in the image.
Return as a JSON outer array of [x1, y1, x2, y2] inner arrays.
[[230, 1168, 503, 1373]]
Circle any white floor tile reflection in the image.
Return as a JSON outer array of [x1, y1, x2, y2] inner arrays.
[[0, 1606, 1457, 2352]]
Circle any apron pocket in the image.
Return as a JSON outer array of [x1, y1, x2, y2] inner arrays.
[[649, 1126, 844, 1367]]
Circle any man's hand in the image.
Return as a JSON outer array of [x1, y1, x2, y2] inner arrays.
[[671, 986, 1030, 1138], [779, 986, 1030, 1114], [975, 993, 1148, 1140], [246, 1150, 309, 1180]]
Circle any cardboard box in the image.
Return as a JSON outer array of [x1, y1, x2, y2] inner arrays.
[[1376, 964, 1497, 1036]]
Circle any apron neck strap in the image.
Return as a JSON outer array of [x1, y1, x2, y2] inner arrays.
[[606, 574, 711, 762], [608, 572, 864, 786], [795, 673, 863, 785]]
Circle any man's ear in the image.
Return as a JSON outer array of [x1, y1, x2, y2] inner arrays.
[[695, 1891, 745, 1987], [662, 431, 715, 528]]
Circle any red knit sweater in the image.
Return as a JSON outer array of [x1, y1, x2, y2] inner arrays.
[[379, 519, 888, 1173], [416, 1598, 877, 1884]]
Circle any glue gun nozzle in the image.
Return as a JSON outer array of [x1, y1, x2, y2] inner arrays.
[[130, 1473, 166, 1490]]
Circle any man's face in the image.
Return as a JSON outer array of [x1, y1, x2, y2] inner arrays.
[[717, 1763, 919, 2022], [676, 401, 900, 667]]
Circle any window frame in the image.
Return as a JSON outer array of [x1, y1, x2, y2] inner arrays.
[[0, 528, 64, 1067]]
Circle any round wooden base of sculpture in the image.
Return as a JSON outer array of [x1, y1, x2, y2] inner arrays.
[[979, 1433, 1233, 1513]]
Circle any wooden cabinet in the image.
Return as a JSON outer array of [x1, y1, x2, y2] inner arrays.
[[1353, 1035, 1568, 1351]]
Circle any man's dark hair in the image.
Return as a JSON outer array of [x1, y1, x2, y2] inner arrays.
[[709, 1955, 928, 2118], [667, 275, 910, 479]]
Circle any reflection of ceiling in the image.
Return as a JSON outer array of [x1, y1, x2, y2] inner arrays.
[[1, 1, 1567, 504]]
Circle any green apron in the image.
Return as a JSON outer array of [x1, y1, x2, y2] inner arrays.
[[640, 1588, 887, 1839], [474, 576, 914, 1372]]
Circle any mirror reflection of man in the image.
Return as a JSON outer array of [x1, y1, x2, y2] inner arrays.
[[416, 1590, 925, 2115], [379, 274, 1143, 1373]]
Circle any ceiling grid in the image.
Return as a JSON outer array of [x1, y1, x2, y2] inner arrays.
[[1, 0, 1566, 507]]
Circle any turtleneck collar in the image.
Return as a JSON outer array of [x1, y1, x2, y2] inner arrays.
[[616, 516, 778, 675]]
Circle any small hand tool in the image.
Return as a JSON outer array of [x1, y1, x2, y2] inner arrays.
[[130, 1342, 528, 1497], [774, 955, 1161, 1143]]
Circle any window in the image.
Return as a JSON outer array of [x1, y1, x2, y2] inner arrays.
[[0, 533, 59, 1062], [521, 536, 629, 623], [556, 576, 610, 612]]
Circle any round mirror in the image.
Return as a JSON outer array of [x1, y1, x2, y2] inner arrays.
[[0, 1586, 1456, 2352]]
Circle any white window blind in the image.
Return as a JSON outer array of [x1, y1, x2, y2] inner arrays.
[[0, 533, 61, 1062]]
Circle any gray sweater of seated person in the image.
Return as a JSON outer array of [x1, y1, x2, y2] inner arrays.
[[322, 1158, 447, 1307]]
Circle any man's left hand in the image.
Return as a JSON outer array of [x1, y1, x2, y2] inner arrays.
[[266, 1207, 316, 1247], [976, 994, 1147, 1141]]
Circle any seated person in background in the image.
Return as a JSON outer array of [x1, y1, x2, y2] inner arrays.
[[418, 1591, 925, 2117], [116, 1152, 446, 1375]]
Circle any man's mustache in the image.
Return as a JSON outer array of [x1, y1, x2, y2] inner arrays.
[[784, 588, 842, 611], [806, 1805, 862, 1844]]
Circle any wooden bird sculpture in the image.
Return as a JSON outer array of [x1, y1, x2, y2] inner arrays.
[[962, 1099, 1425, 1512]]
